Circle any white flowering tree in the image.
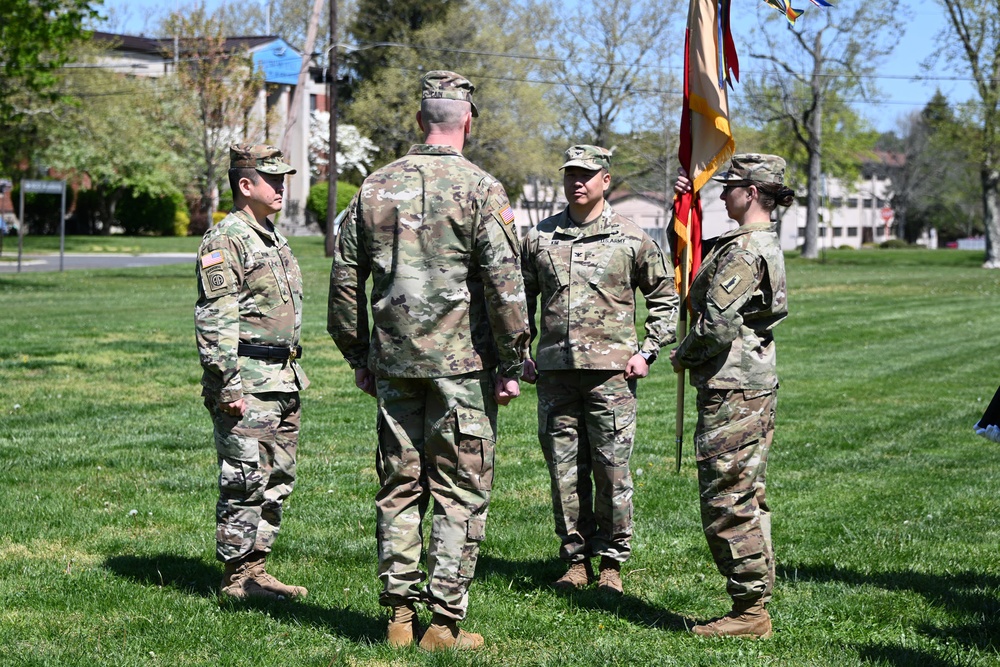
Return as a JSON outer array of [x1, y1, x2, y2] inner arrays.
[[309, 111, 379, 180]]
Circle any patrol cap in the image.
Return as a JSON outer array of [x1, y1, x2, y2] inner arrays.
[[560, 145, 613, 172], [421, 70, 479, 117], [229, 144, 296, 175], [712, 153, 784, 185]]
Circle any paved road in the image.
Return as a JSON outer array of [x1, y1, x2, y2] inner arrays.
[[0, 253, 195, 273]]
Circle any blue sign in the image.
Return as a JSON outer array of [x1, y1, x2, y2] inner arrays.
[[252, 39, 303, 85]]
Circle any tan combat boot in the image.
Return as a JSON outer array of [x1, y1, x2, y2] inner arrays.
[[387, 603, 421, 648], [596, 557, 623, 595], [220, 556, 281, 600], [692, 599, 772, 639], [246, 551, 308, 599], [552, 560, 594, 590], [418, 614, 484, 651]]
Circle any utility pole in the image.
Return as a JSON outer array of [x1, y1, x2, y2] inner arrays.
[[324, 0, 338, 257]]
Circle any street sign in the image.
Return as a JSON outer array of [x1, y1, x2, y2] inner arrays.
[[23, 180, 64, 194], [18, 179, 67, 273], [880, 206, 894, 223]]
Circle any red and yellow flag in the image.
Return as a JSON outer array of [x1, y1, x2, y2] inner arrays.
[[673, 0, 737, 294]]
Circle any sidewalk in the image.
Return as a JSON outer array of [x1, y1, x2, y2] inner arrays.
[[0, 252, 195, 273]]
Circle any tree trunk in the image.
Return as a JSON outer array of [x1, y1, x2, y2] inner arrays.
[[324, 0, 339, 258], [802, 33, 824, 259], [803, 145, 822, 259], [98, 186, 125, 235], [983, 166, 1000, 267]]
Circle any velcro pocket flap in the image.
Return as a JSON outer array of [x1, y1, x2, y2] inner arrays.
[[694, 412, 762, 462], [456, 407, 494, 442]]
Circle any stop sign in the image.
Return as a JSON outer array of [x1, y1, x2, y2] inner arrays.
[[880, 206, 894, 222]]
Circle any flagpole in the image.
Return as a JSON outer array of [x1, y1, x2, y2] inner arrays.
[[675, 209, 691, 473]]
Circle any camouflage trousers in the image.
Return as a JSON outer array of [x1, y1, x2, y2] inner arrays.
[[375, 371, 497, 621], [695, 387, 776, 604], [537, 370, 637, 564], [205, 391, 300, 563]]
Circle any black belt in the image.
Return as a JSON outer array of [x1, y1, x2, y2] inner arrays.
[[237, 343, 302, 361]]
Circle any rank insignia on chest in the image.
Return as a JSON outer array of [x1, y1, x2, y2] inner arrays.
[[201, 250, 224, 268]]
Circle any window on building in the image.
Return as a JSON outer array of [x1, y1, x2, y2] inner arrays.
[[310, 94, 318, 112], [847, 226, 858, 237], [831, 197, 843, 208], [797, 197, 808, 206], [833, 227, 843, 237], [847, 198, 858, 207], [798, 227, 806, 237], [863, 199, 873, 209]]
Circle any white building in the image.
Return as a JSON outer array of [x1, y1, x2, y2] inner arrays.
[[92, 32, 325, 233], [510, 171, 941, 258], [510, 181, 739, 255]]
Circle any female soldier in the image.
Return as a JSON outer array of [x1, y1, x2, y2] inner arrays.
[[670, 154, 792, 639]]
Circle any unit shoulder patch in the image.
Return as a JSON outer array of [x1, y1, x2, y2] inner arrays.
[[199, 247, 237, 298], [708, 261, 755, 311]]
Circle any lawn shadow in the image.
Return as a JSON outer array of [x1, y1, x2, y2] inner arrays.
[[0, 276, 62, 289], [856, 644, 968, 667], [782, 563, 1000, 656], [103, 553, 383, 644], [104, 553, 219, 598], [476, 553, 689, 632]]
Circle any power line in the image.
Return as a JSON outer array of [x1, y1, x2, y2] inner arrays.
[[44, 36, 993, 86], [342, 39, 996, 86]]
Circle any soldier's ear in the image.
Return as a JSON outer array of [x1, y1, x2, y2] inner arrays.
[[238, 177, 254, 198], [416, 110, 426, 133]]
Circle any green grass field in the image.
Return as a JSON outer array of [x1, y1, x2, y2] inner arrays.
[[0, 234, 201, 256], [1, 241, 998, 666]]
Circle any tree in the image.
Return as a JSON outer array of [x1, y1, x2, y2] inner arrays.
[[534, 0, 681, 145], [162, 4, 268, 233], [473, 0, 683, 227], [308, 112, 379, 184], [743, 1, 904, 258], [344, 0, 555, 202], [0, 0, 100, 175], [44, 43, 192, 233], [216, 0, 324, 53], [931, 1, 1000, 266], [346, 0, 463, 93], [41, 53, 191, 234], [529, 0, 684, 200], [877, 92, 982, 244]]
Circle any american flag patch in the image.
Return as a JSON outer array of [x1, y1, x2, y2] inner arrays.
[[499, 205, 515, 225], [201, 250, 223, 268]]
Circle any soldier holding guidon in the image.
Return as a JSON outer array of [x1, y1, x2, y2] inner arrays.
[[328, 71, 528, 651], [521, 145, 678, 594], [195, 144, 310, 601], [671, 153, 791, 639]]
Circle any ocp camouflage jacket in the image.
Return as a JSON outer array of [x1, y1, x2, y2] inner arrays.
[[195, 210, 308, 402], [675, 221, 787, 389], [327, 144, 529, 378], [522, 203, 678, 370]]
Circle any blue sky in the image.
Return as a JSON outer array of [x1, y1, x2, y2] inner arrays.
[[102, 0, 975, 133]]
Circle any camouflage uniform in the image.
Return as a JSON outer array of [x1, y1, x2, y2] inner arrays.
[[674, 153, 788, 604], [328, 72, 528, 621], [522, 145, 678, 565], [195, 145, 308, 564]]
